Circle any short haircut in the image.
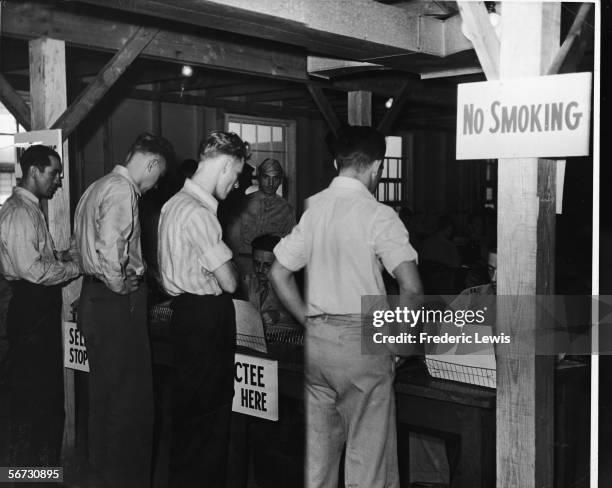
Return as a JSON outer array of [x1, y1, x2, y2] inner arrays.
[[198, 131, 246, 162], [124, 133, 174, 165], [19, 145, 61, 177], [333, 125, 386, 171], [252, 234, 281, 253]]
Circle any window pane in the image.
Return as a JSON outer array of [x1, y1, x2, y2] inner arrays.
[[388, 159, 398, 178], [0, 135, 15, 163], [228, 122, 241, 134], [257, 125, 271, 147], [0, 114, 16, 134], [272, 127, 283, 143], [0, 172, 15, 205], [385, 136, 402, 157], [388, 185, 395, 201], [242, 124, 256, 145]]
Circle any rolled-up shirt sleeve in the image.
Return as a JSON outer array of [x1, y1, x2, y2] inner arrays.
[[4, 206, 80, 285], [372, 206, 418, 276], [185, 212, 232, 272], [96, 185, 135, 293], [273, 216, 307, 272]]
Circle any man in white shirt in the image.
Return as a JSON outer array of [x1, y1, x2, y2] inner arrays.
[[271, 126, 423, 488], [158, 131, 245, 488], [0, 145, 80, 467]]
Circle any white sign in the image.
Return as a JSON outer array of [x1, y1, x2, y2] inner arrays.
[[13, 129, 63, 178], [63, 321, 90, 372], [456, 72, 592, 160], [232, 353, 278, 421]]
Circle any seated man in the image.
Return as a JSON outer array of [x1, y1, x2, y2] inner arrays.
[[241, 234, 294, 326]]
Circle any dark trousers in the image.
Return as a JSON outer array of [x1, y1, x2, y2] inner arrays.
[[169, 293, 236, 488], [79, 281, 153, 488], [7, 280, 64, 470]]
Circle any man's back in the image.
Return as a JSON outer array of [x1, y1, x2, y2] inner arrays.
[[276, 176, 416, 316]]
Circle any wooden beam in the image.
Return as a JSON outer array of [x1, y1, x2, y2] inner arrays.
[[245, 89, 306, 103], [29, 36, 79, 458], [377, 81, 411, 134], [547, 2, 593, 75], [496, 4, 560, 488], [457, 1, 500, 80], [1, 1, 307, 82], [348, 91, 372, 126], [74, 0, 429, 58], [51, 27, 158, 140], [307, 85, 341, 136], [0, 73, 31, 131]]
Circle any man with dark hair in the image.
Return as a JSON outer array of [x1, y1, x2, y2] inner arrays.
[[271, 125, 422, 487], [74, 132, 172, 488], [227, 157, 295, 275], [0, 145, 80, 467], [158, 130, 245, 487], [241, 234, 293, 326]]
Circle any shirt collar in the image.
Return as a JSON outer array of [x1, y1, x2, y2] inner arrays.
[[329, 176, 374, 199], [13, 186, 40, 205], [112, 165, 141, 196], [182, 178, 219, 213]]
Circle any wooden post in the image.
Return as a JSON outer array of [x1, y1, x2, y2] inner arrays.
[[496, 4, 560, 488], [348, 91, 372, 126], [29, 37, 79, 457]]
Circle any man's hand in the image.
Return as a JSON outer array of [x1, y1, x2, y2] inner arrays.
[[121, 269, 140, 295]]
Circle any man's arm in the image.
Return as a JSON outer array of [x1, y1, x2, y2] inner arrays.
[[269, 260, 306, 326], [213, 260, 239, 294], [389, 260, 424, 356], [4, 206, 80, 285], [96, 186, 137, 294]]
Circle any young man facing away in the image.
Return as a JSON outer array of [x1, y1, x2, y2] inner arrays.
[[270, 125, 423, 488], [74, 133, 172, 488], [157, 130, 246, 488]]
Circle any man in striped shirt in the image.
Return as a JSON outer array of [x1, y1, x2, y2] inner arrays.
[[74, 133, 172, 488], [158, 131, 246, 488], [0, 145, 80, 468]]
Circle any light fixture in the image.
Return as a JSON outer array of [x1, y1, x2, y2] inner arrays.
[[385, 97, 394, 109], [461, 2, 501, 41], [181, 64, 194, 77]]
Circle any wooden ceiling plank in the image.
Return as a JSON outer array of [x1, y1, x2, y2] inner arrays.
[[546, 2, 593, 75], [52, 27, 159, 139], [457, 1, 500, 80], [307, 85, 341, 136], [377, 80, 412, 134], [1, 1, 307, 82], [0, 73, 31, 130]]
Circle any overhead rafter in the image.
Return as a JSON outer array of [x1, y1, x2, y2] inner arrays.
[[307, 85, 341, 136], [0, 73, 31, 130], [457, 1, 500, 80], [75, 0, 472, 60], [1, 1, 307, 82], [51, 27, 159, 139], [546, 2, 593, 75]]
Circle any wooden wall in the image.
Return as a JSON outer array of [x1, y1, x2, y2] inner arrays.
[[72, 97, 333, 217]]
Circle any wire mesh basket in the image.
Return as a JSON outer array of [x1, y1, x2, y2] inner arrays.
[[265, 324, 304, 346], [425, 357, 496, 389], [149, 304, 173, 324]]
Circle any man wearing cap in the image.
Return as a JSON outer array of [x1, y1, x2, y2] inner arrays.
[[227, 158, 295, 275], [0, 145, 80, 468]]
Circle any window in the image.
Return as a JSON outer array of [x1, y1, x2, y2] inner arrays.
[[376, 136, 404, 204], [0, 103, 23, 205], [226, 114, 297, 208]]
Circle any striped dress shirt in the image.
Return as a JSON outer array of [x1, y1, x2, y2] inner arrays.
[[0, 187, 80, 285], [73, 165, 144, 293], [158, 178, 233, 297]]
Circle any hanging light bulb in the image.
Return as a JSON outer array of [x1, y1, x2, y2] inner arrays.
[[385, 97, 394, 109], [181, 64, 194, 77]]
